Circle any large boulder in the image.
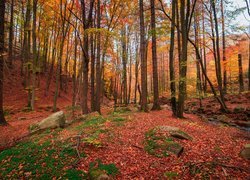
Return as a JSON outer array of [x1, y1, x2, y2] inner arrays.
[[30, 111, 66, 133], [240, 144, 250, 160]]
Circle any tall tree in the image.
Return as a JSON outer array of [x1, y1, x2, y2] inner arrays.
[[0, 0, 7, 125], [210, 0, 227, 111], [8, 0, 14, 67], [31, 0, 38, 111], [169, 0, 177, 116], [150, 0, 161, 110], [95, 0, 101, 113], [221, 0, 227, 94], [139, 0, 148, 112], [81, 0, 95, 114]]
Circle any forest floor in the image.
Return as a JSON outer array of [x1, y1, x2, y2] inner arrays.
[[0, 106, 249, 179], [0, 60, 250, 179]]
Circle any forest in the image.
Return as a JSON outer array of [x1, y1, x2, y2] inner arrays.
[[0, 0, 250, 179]]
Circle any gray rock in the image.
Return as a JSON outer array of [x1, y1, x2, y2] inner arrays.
[[240, 144, 250, 160], [29, 111, 66, 133], [170, 131, 193, 140]]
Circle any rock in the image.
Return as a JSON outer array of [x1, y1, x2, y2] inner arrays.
[[165, 141, 184, 157], [216, 115, 231, 124], [18, 117, 26, 121], [97, 174, 110, 180], [235, 121, 250, 128], [157, 126, 180, 132], [29, 111, 66, 133], [170, 131, 192, 140], [240, 144, 250, 160], [161, 104, 171, 110]]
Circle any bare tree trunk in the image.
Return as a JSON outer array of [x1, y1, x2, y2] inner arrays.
[[169, 0, 177, 116], [211, 0, 227, 111], [238, 54, 244, 93], [31, 0, 38, 111], [150, 0, 161, 110], [139, 0, 148, 112], [134, 46, 139, 104], [121, 27, 128, 105], [0, 0, 7, 125], [8, 0, 14, 67], [95, 0, 101, 113], [221, 0, 227, 94]]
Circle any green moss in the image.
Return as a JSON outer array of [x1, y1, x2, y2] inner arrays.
[[164, 171, 178, 179]]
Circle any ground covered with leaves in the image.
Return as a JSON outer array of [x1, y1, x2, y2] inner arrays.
[[1, 107, 249, 179]]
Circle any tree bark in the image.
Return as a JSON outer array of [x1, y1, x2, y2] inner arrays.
[[150, 0, 161, 110], [139, 0, 148, 112], [238, 54, 244, 93], [0, 0, 7, 125], [169, 0, 177, 116]]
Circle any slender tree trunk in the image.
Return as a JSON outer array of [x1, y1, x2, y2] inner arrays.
[[121, 27, 128, 105], [134, 47, 139, 104], [221, 0, 227, 94], [31, 0, 38, 111], [139, 0, 148, 112], [0, 0, 7, 125], [150, 0, 161, 110], [202, 4, 207, 93], [169, 0, 177, 116], [211, 0, 227, 111], [177, 0, 188, 118], [8, 0, 14, 67], [95, 0, 101, 113], [238, 54, 244, 93], [72, 23, 78, 116]]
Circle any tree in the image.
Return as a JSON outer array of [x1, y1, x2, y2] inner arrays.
[[169, 0, 177, 116], [221, 0, 227, 94], [238, 54, 244, 92], [139, 0, 148, 112], [8, 0, 14, 67], [95, 0, 101, 113], [0, 0, 7, 125], [210, 0, 228, 111], [150, 0, 161, 110]]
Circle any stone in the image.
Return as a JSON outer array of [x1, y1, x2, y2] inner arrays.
[[240, 144, 250, 160], [235, 121, 250, 128], [216, 115, 231, 124], [161, 104, 171, 110], [18, 117, 26, 121], [157, 126, 180, 132], [97, 174, 110, 180], [170, 131, 192, 140], [165, 141, 184, 157], [29, 111, 66, 133]]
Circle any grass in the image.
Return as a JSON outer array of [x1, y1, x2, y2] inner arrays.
[[0, 138, 85, 179], [89, 159, 119, 178], [0, 113, 122, 179]]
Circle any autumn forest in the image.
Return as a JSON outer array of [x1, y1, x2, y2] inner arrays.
[[0, 0, 250, 179]]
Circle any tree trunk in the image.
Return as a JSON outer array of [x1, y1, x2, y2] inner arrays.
[[238, 54, 244, 93], [221, 0, 227, 94], [8, 0, 14, 67], [210, 0, 227, 111], [169, 0, 177, 116], [139, 0, 148, 112], [0, 0, 7, 125], [95, 0, 101, 113], [150, 0, 161, 110], [31, 0, 38, 111]]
